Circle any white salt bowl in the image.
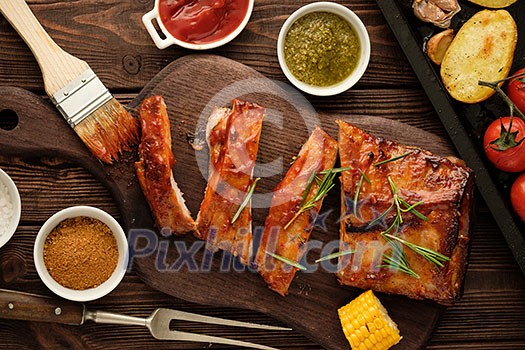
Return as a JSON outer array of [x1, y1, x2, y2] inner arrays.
[[0, 168, 21, 248]]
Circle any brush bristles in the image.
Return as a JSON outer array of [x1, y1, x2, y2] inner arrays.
[[74, 98, 140, 163]]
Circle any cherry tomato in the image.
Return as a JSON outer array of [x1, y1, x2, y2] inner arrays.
[[483, 116, 525, 173], [507, 68, 525, 114], [511, 173, 525, 222]]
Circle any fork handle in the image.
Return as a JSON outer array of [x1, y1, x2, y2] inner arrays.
[[0, 289, 84, 325]]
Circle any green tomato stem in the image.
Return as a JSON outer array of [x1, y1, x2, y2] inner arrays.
[[478, 80, 525, 122]]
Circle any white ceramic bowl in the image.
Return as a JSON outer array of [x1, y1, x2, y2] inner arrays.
[[142, 0, 254, 50], [277, 2, 371, 96], [0, 168, 21, 249], [34, 206, 129, 302]]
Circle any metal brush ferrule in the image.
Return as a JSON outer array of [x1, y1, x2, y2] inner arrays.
[[50, 69, 113, 128]]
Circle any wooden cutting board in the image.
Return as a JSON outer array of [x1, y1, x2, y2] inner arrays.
[[0, 55, 453, 349]]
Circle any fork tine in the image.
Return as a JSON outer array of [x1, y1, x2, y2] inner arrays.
[[162, 330, 283, 350], [158, 309, 291, 331]]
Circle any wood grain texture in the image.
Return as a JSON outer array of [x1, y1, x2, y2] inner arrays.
[[0, 167, 523, 349], [0, 0, 523, 349], [0, 55, 457, 350], [0, 0, 92, 96], [0, 0, 417, 91]]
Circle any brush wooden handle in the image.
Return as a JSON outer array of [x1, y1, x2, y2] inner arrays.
[[0, 0, 90, 97]]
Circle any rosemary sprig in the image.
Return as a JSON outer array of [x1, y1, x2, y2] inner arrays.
[[231, 178, 260, 224], [298, 167, 350, 209], [380, 253, 420, 278], [367, 176, 429, 233], [353, 169, 371, 218], [364, 176, 438, 277], [284, 167, 343, 230], [299, 171, 317, 208], [374, 151, 412, 167], [365, 201, 394, 230], [315, 249, 354, 263], [380, 235, 420, 278], [318, 167, 352, 175], [383, 233, 451, 269], [398, 197, 428, 221], [382, 210, 402, 235], [296, 233, 306, 245], [265, 251, 307, 271]]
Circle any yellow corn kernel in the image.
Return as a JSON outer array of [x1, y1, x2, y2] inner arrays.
[[338, 290, 402, 350], [368, 322, 377, 334]]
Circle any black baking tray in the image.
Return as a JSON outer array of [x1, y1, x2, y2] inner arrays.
[[375, 0, 525, 273]]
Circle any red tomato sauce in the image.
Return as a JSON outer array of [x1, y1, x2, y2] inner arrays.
[[158, 0, 250, 45]]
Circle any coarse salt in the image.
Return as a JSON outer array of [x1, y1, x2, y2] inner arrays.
[[0, 181, 13, 238]]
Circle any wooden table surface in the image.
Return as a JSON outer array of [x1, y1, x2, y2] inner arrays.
[[0, 0, 524, 349]]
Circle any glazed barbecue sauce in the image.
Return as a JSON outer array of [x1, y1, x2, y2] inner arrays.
[[159, 0, 250, 44]]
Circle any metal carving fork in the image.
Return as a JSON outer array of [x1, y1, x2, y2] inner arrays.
[[0, 289, 290, 349]]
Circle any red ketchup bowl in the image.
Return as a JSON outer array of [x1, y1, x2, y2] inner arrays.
[[143, 0, 254, 50]]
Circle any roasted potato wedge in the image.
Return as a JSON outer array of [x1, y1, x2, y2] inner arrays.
[[441, 10, 517, 104], [426, 29, 454, 65], [468, 0, 518, 8]]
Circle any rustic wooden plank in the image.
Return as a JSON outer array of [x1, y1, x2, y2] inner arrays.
[[431, 286, 525, 340], [467, 207, 523, 271], [39, 88, 444, 138], [0, 224, 316, 349], [0, 0, 523, 346], [1, 218, 525, 349], [0, 160, 524, 349], [427, 209, 525, 349], [0, 77, 521, 350], [427, 342, 525, 350], [2, 214, 525, 349], [116, 89, 446, 138], [0, 156, 118, 223], [2, 161, 524, 349], [1, 102, 523, 349], [0, 55, 452, 349], [0, 0, 417, 92], [1, 77, 523, 348], [0, 87, 447, 224]]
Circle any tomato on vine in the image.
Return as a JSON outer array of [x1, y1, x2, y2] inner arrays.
[[511, 173, 525, 222], [507, 68, 525, 114], [480, 72, 525, 173], [483, 116, 525, 173], [480, 72, 525, 221]]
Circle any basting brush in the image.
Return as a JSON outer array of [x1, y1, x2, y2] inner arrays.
[[0, 0, 139, 163]]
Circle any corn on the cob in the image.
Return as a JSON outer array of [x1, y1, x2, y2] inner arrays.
[[338, 290, 402, 350]]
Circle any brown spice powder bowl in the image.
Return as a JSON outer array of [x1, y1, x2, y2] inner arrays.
[[34, 206, 128, 302]]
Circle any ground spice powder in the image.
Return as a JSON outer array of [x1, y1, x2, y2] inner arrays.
[[43, 216, 119, 290]]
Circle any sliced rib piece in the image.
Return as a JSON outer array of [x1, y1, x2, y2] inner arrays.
[[196, 99, 265, 264], [135, 96, 195, 235], [256, 126, 338, 295], [336, 120, 473, 305]]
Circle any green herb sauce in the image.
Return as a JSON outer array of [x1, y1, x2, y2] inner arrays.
[[283, 12, 361, 87]]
